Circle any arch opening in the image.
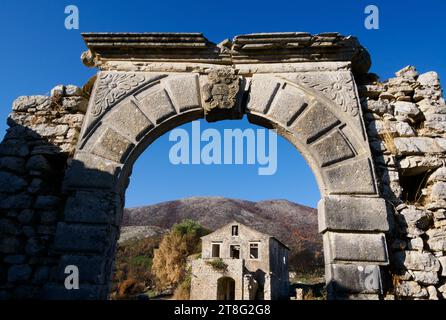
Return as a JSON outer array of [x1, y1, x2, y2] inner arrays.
[[217, 277, 236, 300]]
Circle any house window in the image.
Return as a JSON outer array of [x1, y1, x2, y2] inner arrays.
[[231, 225, 238, 236], [230, 245, 240, 259], [249, 243, 259, 259], [211, 243, 220, 258]]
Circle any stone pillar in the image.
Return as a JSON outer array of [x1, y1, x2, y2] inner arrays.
[[318, 196, 391, 299]]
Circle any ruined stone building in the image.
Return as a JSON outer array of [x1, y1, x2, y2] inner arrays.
[[190, 221, 289, 300]]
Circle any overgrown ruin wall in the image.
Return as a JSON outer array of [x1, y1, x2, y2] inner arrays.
[[359, 66, 446, 299]]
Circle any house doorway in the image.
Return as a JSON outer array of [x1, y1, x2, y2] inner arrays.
[[217, 277, 236, 300]]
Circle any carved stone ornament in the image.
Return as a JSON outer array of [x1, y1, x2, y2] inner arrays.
[[92, 73, 146, 117], [296, 73, 359, 116], [202, 68, 240, 113]]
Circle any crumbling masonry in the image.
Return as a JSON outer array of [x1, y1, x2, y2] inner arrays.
[[0, 32, 445, 299]]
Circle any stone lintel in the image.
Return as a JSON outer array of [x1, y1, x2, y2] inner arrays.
[[81, 32, 370, 74]]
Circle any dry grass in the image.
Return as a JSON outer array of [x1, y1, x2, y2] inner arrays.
[[382, 119, 397, 155]]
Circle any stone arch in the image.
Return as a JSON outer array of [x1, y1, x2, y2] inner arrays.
[[50, 67, 391, 300]]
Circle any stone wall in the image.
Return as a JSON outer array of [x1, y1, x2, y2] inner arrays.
[[0, 85, 88, 299], [190, 258, 245, 300], [359, 66, 446, 299]]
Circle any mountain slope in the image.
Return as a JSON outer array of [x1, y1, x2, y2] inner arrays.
[[122, 196, 323, 270]]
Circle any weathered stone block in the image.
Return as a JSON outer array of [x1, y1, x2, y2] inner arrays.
[[65, 84, 83, 96], [426, 228, 446, 252], [0, 194, 32, 209], [323, 158, 377, 195], [0, 172, 27, 193], [417, 71, 440, 87], [64, 191, 121, 225], [34, 124, 69, 138], [26, 155, 51, 173], [64, 152, 119, 190], [361, 98, 392, 115], [0, 156, 25, 173], [0, 218, 21, 235], [394, 137, 444, 155], [105, 100, 153, 142], [393, 101, 421, 119], [323, 232, 389, 264], [91, 127, 134, 163], [12, 95, 51, 112], [34, 195, 61, 209], [25, 238, 46, 256], [17, 209, 34, 224], [407, 237, 424, 251], [397, 206, 432, 237], [54, 222, 116, 254], [393, 251, 440, 272], [411, 271, 439, 285], [311, 130, 355, 167], [4, 255, 26, 264], [54, 255, 108, 284], [62, 96, 88, 113], [395, 281, 428, 298], [431, 182, 446, 201], [247, 75, 281, 114], [51, 85, 65, 96], [318, 196, 390, 233], [267, 84, 308, 126], [429, 167, 446, 183], [138, 89, 177, 124], [326, 264, 382, 294], [163, 74, 201, 112], [427, 285, 439, 300], [0, 142, 29, 157], [291, 100, 340, 143], [424, 113, 446, 133], [7, 264, 32, 282]]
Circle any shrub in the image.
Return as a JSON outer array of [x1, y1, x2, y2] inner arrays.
[[152, 219, 209, 290], [206, 258, 228, 272]]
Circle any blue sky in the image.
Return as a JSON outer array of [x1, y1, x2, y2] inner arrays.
[[0, 0, 445, 208]]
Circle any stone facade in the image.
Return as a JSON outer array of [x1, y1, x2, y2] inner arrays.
[[190, 221, 289, 300], [0, 32, 444, 300]]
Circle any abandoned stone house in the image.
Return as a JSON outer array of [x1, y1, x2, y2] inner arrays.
[[190, 221, 289, 300]]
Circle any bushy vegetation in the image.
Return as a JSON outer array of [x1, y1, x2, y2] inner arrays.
[[206, 258, 228, 272], [110, 235, 161, 300], [152, 219, 209, 291]]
